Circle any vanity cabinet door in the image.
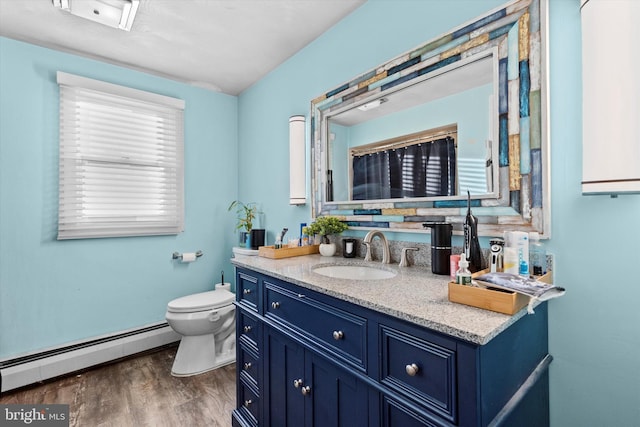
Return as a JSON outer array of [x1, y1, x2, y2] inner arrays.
[[265, 327, 369, 427], [264, 328, 305, 426], [306, 352, 369, 427]]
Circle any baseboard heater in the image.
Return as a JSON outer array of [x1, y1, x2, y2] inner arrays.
[[0, 322, 180, 393]]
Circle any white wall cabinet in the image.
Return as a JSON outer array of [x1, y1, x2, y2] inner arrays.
[[581, 0, 640, 195]]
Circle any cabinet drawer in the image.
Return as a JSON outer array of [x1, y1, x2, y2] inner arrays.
[[265, 282, 367, 370], [238, 311, 260, 349], [238, 379, 260, 427], [380, 325, 457, 423], [382, 395, 447, 427], [237, 271, 259, 311], [239, 345, 260, 388]]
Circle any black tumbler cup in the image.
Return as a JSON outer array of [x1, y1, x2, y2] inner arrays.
[[250, 229, 265, 250]]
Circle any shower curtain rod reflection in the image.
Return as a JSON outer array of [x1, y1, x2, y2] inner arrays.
[[349, 126, 457, 157]]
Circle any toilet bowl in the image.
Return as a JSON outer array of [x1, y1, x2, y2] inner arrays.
[[165, 286, 236, 377]]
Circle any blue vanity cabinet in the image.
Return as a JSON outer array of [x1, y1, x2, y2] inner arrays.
[[231, 266, 550, 427]]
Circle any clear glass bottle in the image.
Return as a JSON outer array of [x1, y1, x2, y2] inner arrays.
[[456, 254, 472, 285], [529, 232, 545, 276]]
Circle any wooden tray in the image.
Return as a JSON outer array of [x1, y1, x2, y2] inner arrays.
[[448, 269, 552, 315], [448, 282, 529, 315], [258, 244, 320, 259]]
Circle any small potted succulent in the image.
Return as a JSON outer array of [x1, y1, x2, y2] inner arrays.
[[303, 216, 348, 256], [228, 200, 262, 248]]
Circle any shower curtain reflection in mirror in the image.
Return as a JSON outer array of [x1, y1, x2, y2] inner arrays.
[[351, 137, 456, 200]]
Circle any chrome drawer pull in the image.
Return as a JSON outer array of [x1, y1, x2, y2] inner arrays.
[[244, 399, 252, 407], [405, 363, 420, 376], [243, 325, 252, 333], [332, 330, 344, 340], [301, 386, 311, 396], [271, 301, 280, 309], [243, 362, 252, 370], [293, 379, 304, 388], [243, 288, 252, 294]]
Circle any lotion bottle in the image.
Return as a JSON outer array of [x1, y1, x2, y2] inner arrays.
[[456, 254, 472, 285]]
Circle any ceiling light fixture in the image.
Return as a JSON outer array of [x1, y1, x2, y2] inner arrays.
[[357, 98, 388, 112], [52, 0, 140, 31]]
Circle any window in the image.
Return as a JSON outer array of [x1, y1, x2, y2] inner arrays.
[[57, 72, 185, 239]]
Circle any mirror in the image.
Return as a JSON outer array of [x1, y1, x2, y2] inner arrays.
[[311, 0, 550, 237], [327, 52, 497, 202]]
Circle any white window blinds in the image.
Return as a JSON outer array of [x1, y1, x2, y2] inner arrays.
[[57, 72, 185, 239]]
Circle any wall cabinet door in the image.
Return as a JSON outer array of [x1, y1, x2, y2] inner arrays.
[[581, 0, 640, 194], [265, 328, 369, 427]]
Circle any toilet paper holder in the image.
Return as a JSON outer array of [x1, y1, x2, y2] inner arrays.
[[172, 250, 203, 260]]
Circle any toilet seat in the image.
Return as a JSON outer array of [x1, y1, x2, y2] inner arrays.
[[167, 289, 234, 313]]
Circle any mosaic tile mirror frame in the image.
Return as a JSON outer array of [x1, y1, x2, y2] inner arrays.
[[310, 0, 550, 238]]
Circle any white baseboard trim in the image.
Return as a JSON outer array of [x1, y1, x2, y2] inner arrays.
[[0, 322, 180, 393]]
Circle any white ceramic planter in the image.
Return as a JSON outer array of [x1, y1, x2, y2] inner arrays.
[[319, 243, 337, 257]]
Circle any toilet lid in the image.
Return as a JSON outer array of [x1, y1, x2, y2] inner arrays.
[[167, 289, 235, 313]]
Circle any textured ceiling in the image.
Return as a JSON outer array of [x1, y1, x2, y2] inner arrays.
[[0, 0, 365, 95]]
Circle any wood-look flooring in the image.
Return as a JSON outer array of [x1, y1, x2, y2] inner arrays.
[[0, 345, 236, 427]]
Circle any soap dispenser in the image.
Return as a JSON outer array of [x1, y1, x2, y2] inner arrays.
[[423, 222, 452, 275]]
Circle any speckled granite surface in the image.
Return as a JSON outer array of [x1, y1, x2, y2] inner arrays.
[[231, 253, 532, 345]]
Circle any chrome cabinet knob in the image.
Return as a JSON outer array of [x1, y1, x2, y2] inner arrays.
[[301, 386, 311, 396], [271, 301, 280, 309], [293, 379, 304, 388], [243, 288, 252, 294], [244, 399, 252, 407], [332, 330, 344, 340], [243, 325, 252, 333], [243, 362, 252, 370], [405, 363, 420, 376]]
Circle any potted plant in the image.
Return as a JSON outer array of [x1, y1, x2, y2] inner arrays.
[[303, 216, 348, 256], [228, 201, 261, 248]]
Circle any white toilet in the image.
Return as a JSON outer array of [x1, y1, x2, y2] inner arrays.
[[165, 285, 236, 377]]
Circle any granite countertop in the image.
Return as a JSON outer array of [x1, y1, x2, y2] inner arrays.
[[231, 253, 534, 345]]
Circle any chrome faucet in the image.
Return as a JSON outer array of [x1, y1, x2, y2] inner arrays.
[[363, 230, 391, 264]]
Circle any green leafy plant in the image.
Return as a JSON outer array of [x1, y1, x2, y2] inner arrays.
[[303, 216, 348, 244], [228, 201, 261, 232]]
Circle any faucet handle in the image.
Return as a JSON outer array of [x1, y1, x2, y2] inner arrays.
[[399, 247, 419, 267], [363, 242, 373, 261]]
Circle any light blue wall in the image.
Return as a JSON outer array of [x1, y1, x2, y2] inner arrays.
[[546, 1, 640, 425], [237, 0, 505, 243], [237, 0, 640, 425], [0, 37, 239, 359]]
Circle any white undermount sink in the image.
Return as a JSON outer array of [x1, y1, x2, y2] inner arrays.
[[312, 264, 396, 280]]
